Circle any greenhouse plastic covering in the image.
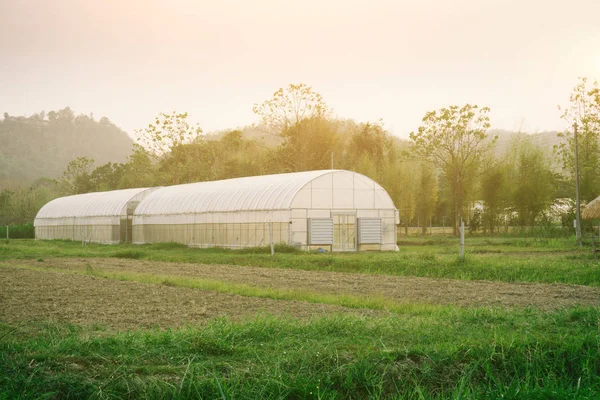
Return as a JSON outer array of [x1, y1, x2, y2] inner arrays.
[[134, 170, 341, 216], [35, 188, 152, 223]]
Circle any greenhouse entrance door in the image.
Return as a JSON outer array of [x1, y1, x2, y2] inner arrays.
[[332, 213, 356, 252]]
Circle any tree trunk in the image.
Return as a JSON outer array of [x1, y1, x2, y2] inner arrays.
[[453, 175, 464, 236]]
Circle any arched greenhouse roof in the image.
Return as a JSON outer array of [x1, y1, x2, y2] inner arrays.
[[35, 187, 153, 222], [134, 170, 396, 216]]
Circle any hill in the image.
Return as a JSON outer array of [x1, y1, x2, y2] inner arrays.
[[490, 129, 562, 156], [0, 108, 134, 188]]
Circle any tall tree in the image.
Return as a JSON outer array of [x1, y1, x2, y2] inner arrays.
[[414, 163, 438, 234], [253, 83, 329, 135], [270, 117, 339, 172], [348, 121, 390, 175], [556, 77, 600, 202], [397, 163, 417, 235], [507, 136, 556, 227], [135, 112, 203, 156], [410, 104, 494, 234], [480, 161, 507, 234]]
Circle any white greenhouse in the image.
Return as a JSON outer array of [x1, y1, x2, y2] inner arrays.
[[34, 187, 157, 244], [132, 170, 399, 251]]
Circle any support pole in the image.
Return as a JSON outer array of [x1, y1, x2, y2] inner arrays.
[[574, 123, 582, 247], [459, 219, 465, 261], [269, 221, 274, 257], [6, 225, 8, 240]]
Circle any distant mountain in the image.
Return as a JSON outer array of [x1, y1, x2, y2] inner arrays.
[[0, 108, 133, 188], [488, 129, 563, 166]]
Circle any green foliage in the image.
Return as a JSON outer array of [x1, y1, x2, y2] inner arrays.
[[159, 130, 267, 184], [556, 77, 600, 202], [252, 83, 330, 134], [1, 309, 599, 399], [410, 104, 495, 234], [0, 224, 34, 239], [55, 156, 96, 195], [135, 111, 203, 156], [480, 161, 508, 234], [506, 136, 556, 226], [271, 117, 340, 172], [415, 163, 438, 234], [0, 181, 58, 225]]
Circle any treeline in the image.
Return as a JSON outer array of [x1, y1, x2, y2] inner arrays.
[[1, 80, 599, 235]]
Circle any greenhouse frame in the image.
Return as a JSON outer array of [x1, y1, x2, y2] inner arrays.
[[34, 187, 157, 244], [132, 170, 399, 251]]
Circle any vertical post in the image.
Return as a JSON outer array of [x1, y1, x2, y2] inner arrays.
[[574, 123, 582, 247], [331, 152, 334, 169], [269, 221, 274, 256], [459, 219, 465, 261], [6, 225, 8, 240], [442, 217, 445, 235], [430, 217, 432, 235]]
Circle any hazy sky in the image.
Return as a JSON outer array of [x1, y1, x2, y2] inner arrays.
[[1, 0, 600, 139]]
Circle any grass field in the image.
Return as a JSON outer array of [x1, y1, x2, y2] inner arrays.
[[1, 238, 599, 399]]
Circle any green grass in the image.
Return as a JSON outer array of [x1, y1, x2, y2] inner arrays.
[[1, 308, 599, 399], [2, 238, 600, 398], [2, 238, 600, 286]]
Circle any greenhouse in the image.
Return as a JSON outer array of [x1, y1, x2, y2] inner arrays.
[[34, 187, 157, 244], [133, 170, 398, 251]]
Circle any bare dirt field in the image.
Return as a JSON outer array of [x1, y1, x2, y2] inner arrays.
[[0, 266, 371, 330], [3, 257, 599, 314]]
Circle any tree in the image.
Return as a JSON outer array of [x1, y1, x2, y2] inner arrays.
[[480, 161, 507, 234], [118, 145, 159, 189], [397, 163, 417, 235], [56, 157, 96, 195], [135, 112, 203, 156], [414, 163, 438, 235], [0, 190, 15, 225], [253, 83, 330, 135], [348, 121, 390, 175], [90, 162, 122, 191], [410, 104, 494, 234], [556, 77, 600, 202], [270, 117, 339, 172], [507, 136, 555, 227]]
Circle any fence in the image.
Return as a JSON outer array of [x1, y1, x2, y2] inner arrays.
[[398, 223, 600, 238]]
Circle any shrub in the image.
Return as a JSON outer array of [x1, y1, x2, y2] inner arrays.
[[0, 224, 35, 239]]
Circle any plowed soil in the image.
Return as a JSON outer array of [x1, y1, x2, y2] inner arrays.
[[0, 266, 372, 330], [1, 258, 598, 329]]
